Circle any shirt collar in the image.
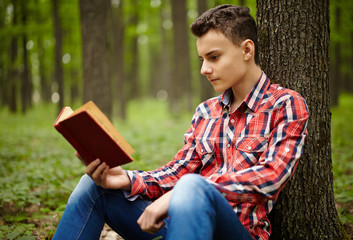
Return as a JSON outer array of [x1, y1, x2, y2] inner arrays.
[[221, 72, 270, 113]]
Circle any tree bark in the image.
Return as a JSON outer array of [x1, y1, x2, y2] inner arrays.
[[170, 0, 192, 114], [79, 0, 112, 119], [257, 0, 348, 239]]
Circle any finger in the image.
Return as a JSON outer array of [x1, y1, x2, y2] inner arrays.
[[100, 165, 110, 182], [155, 220, 165, 230], [143, 223, 164, 235], [137, 213, 165, 234], [75, 152, 82, 160], [85, 159, 101, 175], [91, 161, 107, 180]]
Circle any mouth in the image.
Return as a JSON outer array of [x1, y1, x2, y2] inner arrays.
[[208, 78, 219, 82]]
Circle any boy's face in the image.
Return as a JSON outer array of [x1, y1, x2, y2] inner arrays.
[[197, 29, 248, 93]]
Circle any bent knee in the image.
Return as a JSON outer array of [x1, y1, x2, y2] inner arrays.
[[67, 174, 98, 204], [175, 174, 207, 190], [170, 174, 209, 210]]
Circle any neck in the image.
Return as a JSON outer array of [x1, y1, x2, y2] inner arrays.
[[231, 65, 262, 108]]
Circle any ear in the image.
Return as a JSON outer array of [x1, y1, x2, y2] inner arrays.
[[241, 39, 255, 62]]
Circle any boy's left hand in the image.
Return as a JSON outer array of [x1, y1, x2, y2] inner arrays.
[[137, 190, 172, 234]]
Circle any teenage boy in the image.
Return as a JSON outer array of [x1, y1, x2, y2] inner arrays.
[[53, 4, 309, 240]]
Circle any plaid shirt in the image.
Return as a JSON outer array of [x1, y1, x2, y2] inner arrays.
[[127, 72, 309, 240]]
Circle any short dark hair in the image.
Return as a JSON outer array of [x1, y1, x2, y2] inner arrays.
[[190, 5, 259, 65]]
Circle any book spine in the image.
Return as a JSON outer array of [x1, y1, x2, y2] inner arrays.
[[54, 123, 94, 165]]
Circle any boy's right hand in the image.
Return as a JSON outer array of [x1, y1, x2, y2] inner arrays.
[[76, 153, 131, 191]]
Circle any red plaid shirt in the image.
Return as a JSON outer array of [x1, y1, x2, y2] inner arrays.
[[127, 73, 309, 240]]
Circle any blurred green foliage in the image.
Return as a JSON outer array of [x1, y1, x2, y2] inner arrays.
[[331, 94, 353, 224]]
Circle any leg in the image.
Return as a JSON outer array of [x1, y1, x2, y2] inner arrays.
[[166, 174, 253, 240], [53, 174, 168, 240]]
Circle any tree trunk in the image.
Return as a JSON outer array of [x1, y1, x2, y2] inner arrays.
[[0, 0, 7, 108], [170, 0, 192, 114], [110, 1, 127, 120], [9, 31, 18, 113], [53, 0, 64, 111], [79, 0, 112, 119], [21, 1, 32, 113], [8, 0, 18, 113], [126, 5, 139, 101], [197, 0, 215, 102], [257, 0, 348, 239], [150, 2, 172, 100], [38, 35, 51, 103], [330, 0, 341, 106], [350, 23, 353, 94]]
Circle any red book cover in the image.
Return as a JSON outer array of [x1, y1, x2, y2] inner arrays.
[[53, 101, 134, 168]]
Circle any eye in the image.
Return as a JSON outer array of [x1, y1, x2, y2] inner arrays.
[[199, 57, 204, 62], [209, 55, 219, 61]]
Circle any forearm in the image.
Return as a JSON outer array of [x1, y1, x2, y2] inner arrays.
[[137, 190, 173, 234]]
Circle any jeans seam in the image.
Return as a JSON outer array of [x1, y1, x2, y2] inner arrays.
[[76, 188, 105, 240]]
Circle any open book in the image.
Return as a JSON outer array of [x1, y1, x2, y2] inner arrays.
[[53, 101, 134, 168]]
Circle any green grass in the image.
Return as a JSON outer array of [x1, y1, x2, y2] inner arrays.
[[331, 94, 353, 225], [0, 95, 352, 239], [0, 99, 192, 239]]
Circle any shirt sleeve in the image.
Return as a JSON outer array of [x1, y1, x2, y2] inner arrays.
[[204, 93, 309, 205], [126, 113, 203, 199]]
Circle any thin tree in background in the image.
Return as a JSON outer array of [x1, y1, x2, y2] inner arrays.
[[330, 0, 341, 106], [79, 0, 112, 119], [53, 0, 64, 111], [125, 0, 139, 101], [197, 0, 215, 102], [149, 1, 172, 100], [110, 0, 127, 120], [170, 0, 192, 114], [350, 15, 353, 94], [8, 0, 18, 112], [20, 0, 32, 113], [257, 0, 348, 239], [37, 35, 51, 103], [33, 0, 51, 104]]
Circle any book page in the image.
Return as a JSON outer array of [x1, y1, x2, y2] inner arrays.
[[54, 107, 74, 124]]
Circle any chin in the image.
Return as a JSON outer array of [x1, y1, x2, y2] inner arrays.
[[213, 86, 227, 93]]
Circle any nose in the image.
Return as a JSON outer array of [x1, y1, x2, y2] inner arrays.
[[200, 61, 212, 76]]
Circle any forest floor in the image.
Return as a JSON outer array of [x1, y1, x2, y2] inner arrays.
[[1, 96, 353, 239], [336, 202, 353, 239]]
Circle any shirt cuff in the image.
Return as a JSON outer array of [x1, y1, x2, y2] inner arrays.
[[125, 170, 146, 197], [123, 190, 139, 201]]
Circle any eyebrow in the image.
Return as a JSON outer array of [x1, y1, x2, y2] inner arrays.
[[199, 50, 220, 58]]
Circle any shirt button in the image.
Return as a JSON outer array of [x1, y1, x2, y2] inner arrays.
[[285, 147, 290, 153], [247, 146, 252, 151], [230, 119, 235, 124], [227, 144, 231, 148], [201, 149, 204, 153]]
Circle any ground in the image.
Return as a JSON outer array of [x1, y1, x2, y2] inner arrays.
[[2, 202, 351, 240]]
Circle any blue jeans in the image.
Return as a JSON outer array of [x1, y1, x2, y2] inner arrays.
[[53, 174, 253, 240]]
